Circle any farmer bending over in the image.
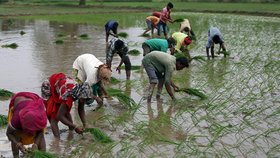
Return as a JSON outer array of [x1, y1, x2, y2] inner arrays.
[[6, 92, 47, 158], [42, 73, 103, 138], [73, 53, 112, 109], [142, 37, 176, 56], [171, 32, 192, 60], [142, 51, 189, 100], [206, 27, 226, 59], [106, 38, 131, 80], [179, 18, 196, 40], [105, 20, 118, 43], [142, 15, 160, 37]]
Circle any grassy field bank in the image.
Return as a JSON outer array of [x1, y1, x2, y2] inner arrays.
[[0, 1, 279, 18]]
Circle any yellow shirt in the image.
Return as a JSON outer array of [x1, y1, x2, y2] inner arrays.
[[172, 32, 188, 52]]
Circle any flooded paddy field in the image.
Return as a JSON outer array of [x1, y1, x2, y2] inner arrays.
[[0, 12, 279, 157]]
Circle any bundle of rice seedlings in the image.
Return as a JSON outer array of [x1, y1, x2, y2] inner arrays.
[[54, 39, 63, 44], [128, 49, 141, 56], [85, 128, 113, 143], [173, 18, 184, 23], [140, 33, 150, 37], [1, 43, 18, 49], [0, 89, 14, 100], [80, 34, 90, 39], [0, 115, 8, 126], [26, 150, 57, 158], [191, 56, 206, 63], [107, 88, 138, 109], [120, 65, 141, 70], [216, 51, 230, 56], [110, 77, 121, 84], [118, 32, 128, 38], [178, 88, 207, 100], [20, 31, 26, 35]]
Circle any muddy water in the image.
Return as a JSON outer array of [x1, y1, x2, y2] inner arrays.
[[0, 13, 280, 157]]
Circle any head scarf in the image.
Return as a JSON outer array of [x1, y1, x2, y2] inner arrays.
[[19, 98, 47, 134]]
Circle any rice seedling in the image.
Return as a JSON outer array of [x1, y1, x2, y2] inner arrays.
[[120, 65, 141, 70], [0, 89, 14, 100], [26, 150, 57, 158], [0, 115, 8, 126], [128, 49, 141, 56], [54, 39, 63, 44], [20, 30, 26, 35], [107, 88, 138, 109], [1, 43, 18, 49], [177, 88, 207, 100], [80, 33, 90, 39], [84, 128, 113, 143], [118, 32, 128, 38], [216, 51, 230, 57], [191, 56, 206, 63], [110, 77, 121, 84], [140, 33, 150, 37], [56, 33, 65, 37]]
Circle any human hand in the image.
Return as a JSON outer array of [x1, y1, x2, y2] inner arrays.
[[116, 66, 121, 74], [95, 97, 103, 105], [16, 142, 27, 153], [173, 86, 179, 92], [74, 126, 84, 135]]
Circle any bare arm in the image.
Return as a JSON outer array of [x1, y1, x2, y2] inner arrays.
[[165, 83, 175, 100]]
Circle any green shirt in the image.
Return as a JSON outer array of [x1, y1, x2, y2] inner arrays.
[[142, 51, 176, 84], [144, 38, 169, 52]]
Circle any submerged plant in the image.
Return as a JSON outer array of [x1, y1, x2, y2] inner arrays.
[[0, 115, 8, 126], [1, 43, 18, 49], [85, 128, 113, 143], [178, 88, 207, 100], [128, 49, 141, 56], [0, 89, 14, 100]]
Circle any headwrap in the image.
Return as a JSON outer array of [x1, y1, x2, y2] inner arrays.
[[184, 36, 192, 46]]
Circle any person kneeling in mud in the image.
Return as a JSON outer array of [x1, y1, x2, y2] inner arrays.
[[6, 92, 47, 158], [73, 53, 112, 110], [142, 51, 189, 100], [106, 38, 131, 80], [41, 73, 103, 138]]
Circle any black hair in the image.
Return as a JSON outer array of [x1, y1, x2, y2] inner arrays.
[[176, 57, 189, 68], [167, 37, 176, 47], [212, 35, 221, 44], [115, 39, 124, 50], [167, 2, 173, 8]]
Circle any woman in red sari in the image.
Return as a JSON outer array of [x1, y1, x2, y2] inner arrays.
[[6, 92, 47, 158]]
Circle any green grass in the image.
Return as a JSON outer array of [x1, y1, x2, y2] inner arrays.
[[85, 128, 113, 143], [0, 89, 14, 100]]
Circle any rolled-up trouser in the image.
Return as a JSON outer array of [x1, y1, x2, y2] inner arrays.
[[143, 63, 164, 84], [142, 43, 151, 56]]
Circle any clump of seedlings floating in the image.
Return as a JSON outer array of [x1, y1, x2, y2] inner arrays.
[[177, 88, 207, 100], [20, 31, 26, 35], [118, 32, 128, 38], [0, 115, 8, 126], [191, 55, 206, 63], [0, 89, 14, 100], [141, 33, 150, 37], [128, 49, 141, 56], [54, 39, 64, 44], [1, 43, 18, 49], [121, 65, 141, 70], [85, 128, 113, 143], [80, 34, 89, 40]]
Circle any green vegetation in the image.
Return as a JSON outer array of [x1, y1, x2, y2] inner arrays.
[[85, 128, 113, 143], [26, 150, 57, 158], [54, 39, 64, 44], [107, 88, 138, 109], [0, 89, 14, 100], [178, 88, 207, 99], [80, 33, 89, 39], [1, 43, 18, 49], [110, 77, 121, 84], [128, 49, 141, 56], [20, 30, 26, 35], [0, 115, 8, 126], [118, 32, 128, 38], [120, 65, 141, 70]]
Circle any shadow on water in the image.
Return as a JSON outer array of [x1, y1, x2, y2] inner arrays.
[[0, 12, 280, 157]]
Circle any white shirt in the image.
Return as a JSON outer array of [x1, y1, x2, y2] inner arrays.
[[73, 54, 104, 86]]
